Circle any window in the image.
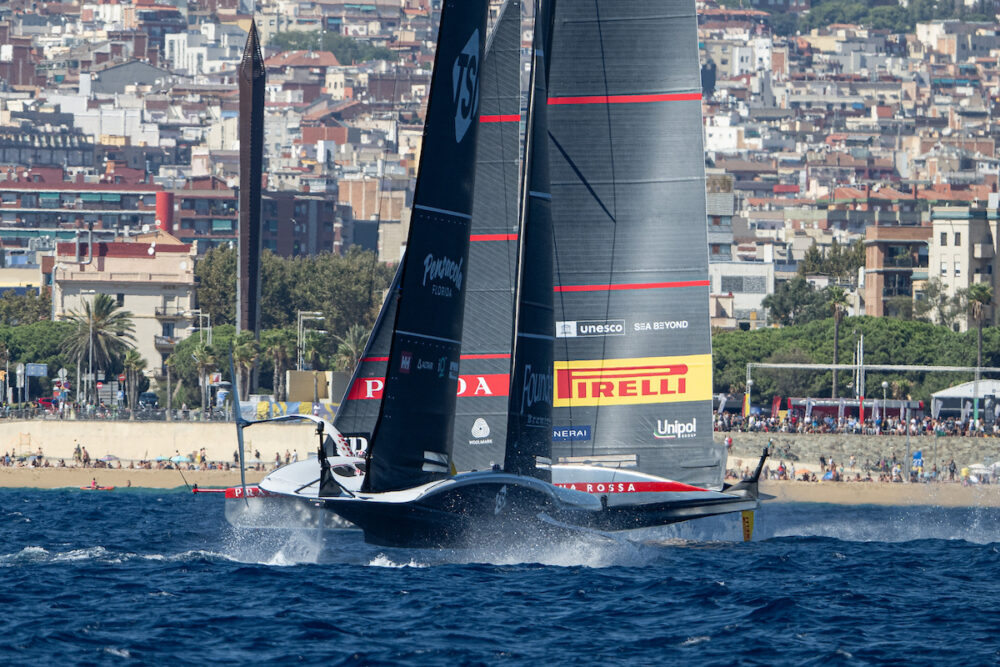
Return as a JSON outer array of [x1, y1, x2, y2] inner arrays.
[[162, 322, 175, 337], [941, 261, 948, 276], [954, 232, 961, 246], [954, 260, 961, 277], [941, 232, 947, 246]]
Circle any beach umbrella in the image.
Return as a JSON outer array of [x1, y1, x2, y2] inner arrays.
[[155, 455, 169, 462], [171, 455, 192, 463], [100, 455, 119, 462]]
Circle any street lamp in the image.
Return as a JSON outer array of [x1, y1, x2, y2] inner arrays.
[[187, 309, 212, 346], [297, 310, 325, 371], [881, 380, 888, 433]]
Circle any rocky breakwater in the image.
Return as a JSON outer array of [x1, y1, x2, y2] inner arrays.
[[715, 432, 1000, 469]]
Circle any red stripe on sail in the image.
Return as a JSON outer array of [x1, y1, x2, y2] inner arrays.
[[548, 92, 702, 105], [361, 357, 389, 362], [470, 233, 518, 241], [479, 114, 522, 122], [554, 280, 710, 293]]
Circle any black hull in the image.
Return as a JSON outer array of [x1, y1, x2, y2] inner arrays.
[[318, 472, 763, 548], [322, 478, 592, 548]]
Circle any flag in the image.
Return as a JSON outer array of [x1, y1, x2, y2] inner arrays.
[[873, 398, 880, 421], [742, 391, 751, 418], [932, 398, 942, 419], [771, 395, 781, 418], [859, 396, 865, 423], [717, 393, 727, 414], [805, 399, 813, 419], [962, 400, 972, 422], [838, 397, 846, 420]]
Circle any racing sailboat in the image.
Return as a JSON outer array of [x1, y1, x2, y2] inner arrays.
[[227, 0, 767, 543]]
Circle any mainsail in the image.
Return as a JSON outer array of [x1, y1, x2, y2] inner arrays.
[[363, 0, 488, 492], [547, 0, 722, 488], [503, 0, 553, 482], [335, 3, 522, 469], [452, 0, 522, 472]]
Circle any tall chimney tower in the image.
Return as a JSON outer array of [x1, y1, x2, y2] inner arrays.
[[238, 20, 265, 338]]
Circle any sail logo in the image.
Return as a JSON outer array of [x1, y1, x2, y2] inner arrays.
[[552, 425, 591, 442], [471, 418, 490, 438], [520, 364, 553, 415], [553, 355, 712, 407], [654, 417, 697, 439], [400, 351, 412, 373], [346, 374, 510, 400], [452, 29, 481, 143], [469, 417, 493, 446], [423, 253, 464, 297], [555, 319, 625, 338]]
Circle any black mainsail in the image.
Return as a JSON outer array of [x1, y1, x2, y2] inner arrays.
[[503, 0, 553, 482], [452, 0, 523, 473], [334, 4, 522, 467], [363, 0, 488, 492], [547, 0, 721, 488]]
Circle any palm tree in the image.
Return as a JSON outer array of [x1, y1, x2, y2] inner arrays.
[[827, 286, 849, 399], [262, 329, 295, 401], [60, 294, 136, 404], [333, 323, 369, 374], [191, 341, 216, 419], [123, 349, 147, 420], [967, 282, 993, 369], [232, 333, 260, 400]]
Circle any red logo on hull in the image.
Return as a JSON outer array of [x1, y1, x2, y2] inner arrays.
[[346, 374, 509, 400]]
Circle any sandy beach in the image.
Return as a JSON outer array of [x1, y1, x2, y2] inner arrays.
[[0, 466, 267, 490]]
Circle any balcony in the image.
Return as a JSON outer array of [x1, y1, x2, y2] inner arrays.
[[154, 306, 188, 318], [154, 335, 179, 350], [974, 243, 994, 260]]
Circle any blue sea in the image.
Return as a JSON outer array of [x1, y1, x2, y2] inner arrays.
[[2, 488, 999, 665]]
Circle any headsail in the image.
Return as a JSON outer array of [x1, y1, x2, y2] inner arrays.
[[547, 0, 721, 488], [452, 0, 523, 472], [364, 0, 488, 492], [503, 0, 554, 482], [332, 261, 401, 454]]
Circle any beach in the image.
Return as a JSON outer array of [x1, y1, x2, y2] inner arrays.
[[0, 466, 266, 490]]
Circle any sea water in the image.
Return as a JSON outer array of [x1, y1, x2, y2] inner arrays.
[[2, 488, 998, 664]]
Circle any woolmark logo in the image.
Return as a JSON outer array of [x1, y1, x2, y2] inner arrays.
[[423, 254, 464, 297], [452, 29, 480, 143], [654, 417, 697, 439], [471, 418, 490, 438]]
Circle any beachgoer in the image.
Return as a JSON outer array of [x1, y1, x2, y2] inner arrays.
[[91, 478, 97, 489]]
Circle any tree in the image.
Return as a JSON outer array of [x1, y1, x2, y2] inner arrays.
[[59, 294, 136, 404], [827, 285, 849, 398], [762, 277, 829, 326], [232, 333, 260, 399], [191, 341, 217, 418], [194, 245, 236, 326], [966, 282, 993, 369], [268, 31, 394, 64], [262, 329, 295, 401], [123, 349, 147, 419], [333, 323, 369, 374], [0, 289, 51, 325]]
